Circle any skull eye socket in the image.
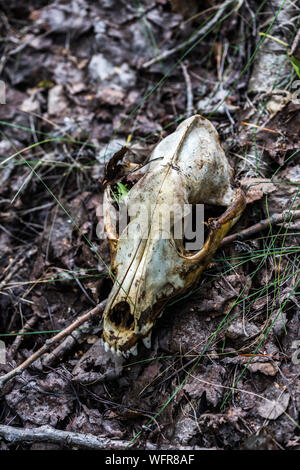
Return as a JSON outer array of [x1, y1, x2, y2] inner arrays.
[[173, 203, 226, 254], [184, 204, 225, 249], [109, 301, 134, 329]]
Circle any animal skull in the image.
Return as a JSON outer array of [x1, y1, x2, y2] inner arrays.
[[102, 115, 246, 357]]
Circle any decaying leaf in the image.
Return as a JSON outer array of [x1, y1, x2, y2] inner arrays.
[[264, 165, 299, 218], [258, 392, 290, 420], [248, 362, 278, 377], [240, 178, 277, 204], [72, 339, 123, 384], [255, 102, 300, 165], [5, 371, 73, 426]]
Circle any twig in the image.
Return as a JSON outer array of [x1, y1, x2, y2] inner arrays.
[[42, 319, 90, 367], [180, 62, 193, 117], [142, 0, 234, 69], [0, 300, 106, 390], [220, 210, 300, 247], [11, 315, 38, 355], [0, 424, 205, 450]]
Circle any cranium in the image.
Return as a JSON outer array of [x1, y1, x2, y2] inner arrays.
[[102, 115, 246, 357]]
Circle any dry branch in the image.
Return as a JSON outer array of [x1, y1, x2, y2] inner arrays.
[[239, 0, 297, 177], [180, 62, 193, 117], [220, 209, 300, 247], [142, 0, 237, 69], [0, 424, 205, 450], [42, 319, 90, 367]]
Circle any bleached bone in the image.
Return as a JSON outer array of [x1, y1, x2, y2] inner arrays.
[[102, 115, 246, 356]]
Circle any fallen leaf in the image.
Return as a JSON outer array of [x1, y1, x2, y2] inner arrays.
[[240, 178, 276, 203], [258, 392, 290, 420], [248, 362, 278, 376]]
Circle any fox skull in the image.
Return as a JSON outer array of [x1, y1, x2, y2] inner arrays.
[[102, 115, 246, 357]]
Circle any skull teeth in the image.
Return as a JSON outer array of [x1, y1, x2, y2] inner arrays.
[[102, 340, 119, 356], [142, 331, 152, 349], [101, 340, 140, 358]]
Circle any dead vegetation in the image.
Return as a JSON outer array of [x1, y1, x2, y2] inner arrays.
[[0, 0, 299, 450]]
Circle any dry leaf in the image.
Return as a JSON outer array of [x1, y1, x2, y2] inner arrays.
[[258, 392, 290, 420], [240, 178, 276, 204]]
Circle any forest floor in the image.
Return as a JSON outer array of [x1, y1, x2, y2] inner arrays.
[[0, 0, 299, 450]]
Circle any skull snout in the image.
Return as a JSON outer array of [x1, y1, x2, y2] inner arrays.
[[103, 297, 155, 356], [103, 299, 138, 354]]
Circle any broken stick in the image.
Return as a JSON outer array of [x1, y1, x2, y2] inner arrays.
[[220, 209, 300, 247], [0, 423, 205, 450]]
